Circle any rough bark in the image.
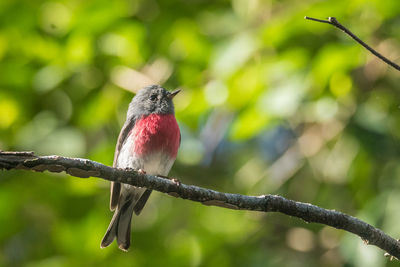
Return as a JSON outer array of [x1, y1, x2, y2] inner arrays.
[[1, 151, 399, 259]]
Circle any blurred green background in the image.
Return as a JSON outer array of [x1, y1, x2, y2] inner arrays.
[[1, 0, 400, 266]]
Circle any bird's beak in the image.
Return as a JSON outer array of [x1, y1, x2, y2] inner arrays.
[[168, 89, 181, 99]]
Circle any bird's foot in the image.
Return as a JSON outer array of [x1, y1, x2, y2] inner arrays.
[[384, 239, 400, 261], [157, 175, 181, 186], [137, 169, 146, 175], [123, 167, 146, 175], [171, 178, 181, 186]]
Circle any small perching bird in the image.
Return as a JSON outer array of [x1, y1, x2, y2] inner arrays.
[[101, 85, 181, 251]]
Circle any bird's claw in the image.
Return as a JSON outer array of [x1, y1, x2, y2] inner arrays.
[[137, 169, 146, 175], [123, 167, 146, 175], [156, 175, 181, 185], [383, 239, 400, 261], [171, 178, 181, 186]]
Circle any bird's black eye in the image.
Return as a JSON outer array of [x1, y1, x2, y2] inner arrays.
[[150, 94, 157, 101]]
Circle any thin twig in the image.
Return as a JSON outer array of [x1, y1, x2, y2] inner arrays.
[[305, 16, 400, 71], [0, 150, 400, 259]]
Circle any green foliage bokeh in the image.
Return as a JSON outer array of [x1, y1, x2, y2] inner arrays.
[[1, 0, 400, 266]]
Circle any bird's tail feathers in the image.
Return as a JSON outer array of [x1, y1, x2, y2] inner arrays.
[[100, 206, 120, 249], [116, 197, 135, 251], [100, 192, 141, 251]]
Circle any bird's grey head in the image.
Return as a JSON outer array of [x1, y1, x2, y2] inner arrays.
[[127, 85, 180, 117]]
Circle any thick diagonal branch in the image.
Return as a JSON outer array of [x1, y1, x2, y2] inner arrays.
[[1, 150, 399, 259], [305, 16, 400, 71]]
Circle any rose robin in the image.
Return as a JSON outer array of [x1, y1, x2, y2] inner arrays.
[[101, 85, 181, 251]]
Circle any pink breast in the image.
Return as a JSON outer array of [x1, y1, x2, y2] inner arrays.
[[131, 114, 180, 158]]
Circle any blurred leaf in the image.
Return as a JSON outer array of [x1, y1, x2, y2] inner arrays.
[[1, 0, 400, 266]]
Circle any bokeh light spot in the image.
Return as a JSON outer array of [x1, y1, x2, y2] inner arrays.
[[286, 228, 315, 252], [204, 80, 229, 106], [0, 96, 19, 128], [40, 2, 71, 36], [330, 72, 352, 97]]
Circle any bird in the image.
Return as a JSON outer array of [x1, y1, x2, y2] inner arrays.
[[100, 85, 181, 251]]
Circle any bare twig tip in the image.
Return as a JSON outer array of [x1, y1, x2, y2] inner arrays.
[[304, 15, 400, 71]]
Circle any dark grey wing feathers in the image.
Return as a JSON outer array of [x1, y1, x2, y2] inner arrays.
[[133, 189, 152, 215], [110, 116, 137, 211], [113, 115, 137, 167], [109, 182, 121, 211]]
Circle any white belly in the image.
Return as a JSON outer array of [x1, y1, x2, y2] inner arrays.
[[117, 136, 176, 193]]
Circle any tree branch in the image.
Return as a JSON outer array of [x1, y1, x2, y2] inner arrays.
[[305, 16, 400, 71], [1, 151, 399, 259]]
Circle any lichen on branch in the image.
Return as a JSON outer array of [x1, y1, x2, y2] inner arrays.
[[0, 150, 399, 259]]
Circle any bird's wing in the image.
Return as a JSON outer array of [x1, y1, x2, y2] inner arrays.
[[133, 189, 152, 215], [110, 116, 137, 211]]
